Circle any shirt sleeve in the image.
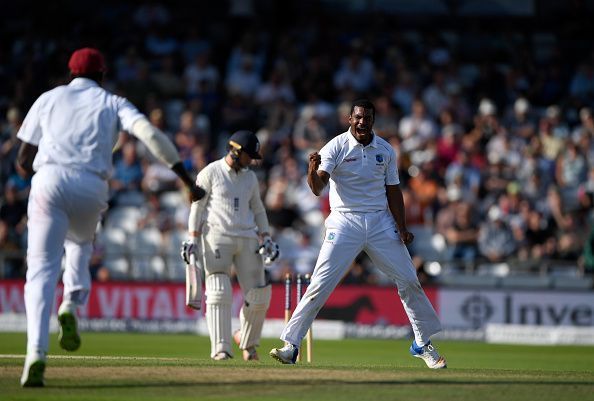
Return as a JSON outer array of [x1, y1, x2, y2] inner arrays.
[[385, 146, 400, 186], [318, 139, 336, 174], [116, 96, 145, 132], [188, 166, 212, 233], [249, 172, 270, 234], [16, 95, 45, 145]]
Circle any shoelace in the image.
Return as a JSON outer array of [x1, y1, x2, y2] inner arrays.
[[423, 344, 441, 363]]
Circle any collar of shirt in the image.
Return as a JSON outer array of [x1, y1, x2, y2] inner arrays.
[[347, 128, 378, 149], [69, 77, 100, 88], [220, 157, 247, 174]]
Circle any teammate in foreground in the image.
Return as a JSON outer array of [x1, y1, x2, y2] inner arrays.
[[17, 48, 205, 387], [181, 130, 279, 361], [270, 99, 446, 369]]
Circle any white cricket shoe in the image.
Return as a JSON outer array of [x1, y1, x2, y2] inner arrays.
[[58, 302, 81, 351], [409, 340, 447, 369], [21, 350, 46, 387], [212, 351, 232, 361], [269, 344, 298, 364]]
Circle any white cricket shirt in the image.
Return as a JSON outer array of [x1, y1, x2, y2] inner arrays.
[[196, 158, 267, 238], [17, 78, 143, 179], [319, 130, 400, 213]]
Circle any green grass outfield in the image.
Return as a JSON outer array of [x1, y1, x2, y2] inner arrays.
[[1, 332, 593, 401]]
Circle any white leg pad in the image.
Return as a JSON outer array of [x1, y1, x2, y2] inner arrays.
[[238, 284, 271, 350], [205, 274, 233, 358]]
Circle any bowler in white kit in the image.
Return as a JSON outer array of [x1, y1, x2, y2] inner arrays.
[[16, 48, 205, 387], [270, 99, 446, 368]]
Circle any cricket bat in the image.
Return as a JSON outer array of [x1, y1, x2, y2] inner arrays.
[[185, 253, 202, 310]]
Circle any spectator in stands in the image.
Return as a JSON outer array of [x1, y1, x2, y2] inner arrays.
[[398, 99, 438, 154], [443, 201, 479, 269], [0, 107, 22, 192], [333, 39, 376, 96], [555, 140, 587, 207], [110, 141, 144, 204], [519, 208, 555, 261], [505, 97, 536, 143], [0, 219, 23, 277], [0, 181, 27, 236], [372, 95, 399, 139], [478, 205, 517, 263], [225, 55, 261, 98], [184, 50, 219, 99], [444, 150, 481, 203], [422, 70, 449, 118], [292, 106, 329, 162], [150, 55, 185, 99]]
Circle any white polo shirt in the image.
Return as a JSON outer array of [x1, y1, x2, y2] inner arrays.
[[319, 129, 400, 213], [197, 158, 267, 238], [17, 78, 143, 179]]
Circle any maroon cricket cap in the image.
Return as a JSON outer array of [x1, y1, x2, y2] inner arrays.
[[68, 48, 107, 75]]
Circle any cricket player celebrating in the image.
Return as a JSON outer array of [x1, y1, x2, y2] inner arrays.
[[181, 130, 279, 361], [16, 48, 206, 387], [270, 99, 446, 368]]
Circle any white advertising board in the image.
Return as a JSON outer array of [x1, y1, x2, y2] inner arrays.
[[438, 289, 594, 329]]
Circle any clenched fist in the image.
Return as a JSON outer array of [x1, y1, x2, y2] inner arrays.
[[308, 151, 321, 174], [400, 230, 415, 245]]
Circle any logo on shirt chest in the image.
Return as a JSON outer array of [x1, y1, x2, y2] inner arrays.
[[375, 154, 384, 164], [343, 157, 358, 163]]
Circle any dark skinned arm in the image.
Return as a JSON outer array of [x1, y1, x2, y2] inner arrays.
[[386, 184, 414, 245], [16, 141, 37, 178], [307, 151, 330, 196]]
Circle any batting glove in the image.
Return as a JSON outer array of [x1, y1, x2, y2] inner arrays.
[[181, 238, 200, 264], [258, 236, 280, 265]]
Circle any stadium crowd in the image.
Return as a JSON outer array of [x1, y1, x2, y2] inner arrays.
[[1, 1, 593, 285]]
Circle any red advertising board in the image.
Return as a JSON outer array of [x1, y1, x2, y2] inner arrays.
[[0, 279, 438, 325]]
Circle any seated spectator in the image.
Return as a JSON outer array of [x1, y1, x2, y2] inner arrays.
[[555, 140, 587, 211], [444, 150, 481, 203], [150, 55, 185, 99], [408, 161, 440, 221], [0, 182, 27, 235], [444, 202, 479, 268], [255, 62, 295, 106], [505, 97, 537, 143], [292, 106, 329, 162], [478, 206, 517, 263], [0, 107, 22, 189], [518, 209, 555, 261], [333, 39, 376, 96], [398, 99, 437, 154], [371, 95, 399, 139], [225, 55, 261, 98], [184, 50, 219, 98], [110, 141, 144, 203], [0, 219, 23, 277]]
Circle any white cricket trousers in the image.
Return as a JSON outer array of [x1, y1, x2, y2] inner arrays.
[[281, 210, 442, 346], [24, 166, 108, 354]]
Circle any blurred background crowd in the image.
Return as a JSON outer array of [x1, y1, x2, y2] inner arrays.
[[1, 0, 594, 287]]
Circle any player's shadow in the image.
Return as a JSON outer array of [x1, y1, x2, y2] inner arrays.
[[317, 296, 376, 321]]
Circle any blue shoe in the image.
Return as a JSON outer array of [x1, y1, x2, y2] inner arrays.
[[410, 340, 447, 369], [269, 343, 299, 364]]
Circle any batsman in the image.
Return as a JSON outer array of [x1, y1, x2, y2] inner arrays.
[[181, 130, 279, 361]]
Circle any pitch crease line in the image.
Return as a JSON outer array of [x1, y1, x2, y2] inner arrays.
[[0, 354, 189, 361]]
